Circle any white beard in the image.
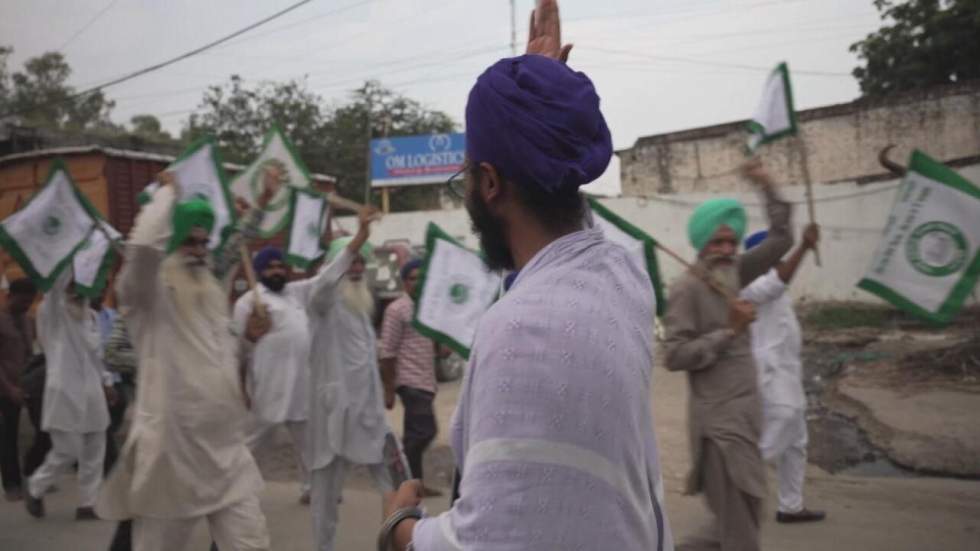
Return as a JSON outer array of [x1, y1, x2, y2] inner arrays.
[[708, 262, 740, 294], [161, 254, 227, 325], [339, 278, 374, 318]]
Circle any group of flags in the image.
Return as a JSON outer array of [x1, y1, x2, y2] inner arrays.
[[0, 63, 977, 354], [0, 126, 332, 298]]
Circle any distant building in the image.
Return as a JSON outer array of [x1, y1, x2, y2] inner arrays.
[[617, 81, 980, 196]]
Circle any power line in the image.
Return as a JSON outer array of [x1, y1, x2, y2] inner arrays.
[[1, 0, 317, 119], [58, 0, 123, 52], [586, 46, 850, 77]]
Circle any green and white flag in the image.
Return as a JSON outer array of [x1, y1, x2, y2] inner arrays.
[[230, 126, 312, 238], [73, 220, 121, 298], [587, 198, 667, 316], [284, 188, 329, 269], [858, 150, 980, 324], [168, 137, 235, 249], [0, 161, 101, 291], [413, 223, 502, 359], [747, 62, 797, 152]]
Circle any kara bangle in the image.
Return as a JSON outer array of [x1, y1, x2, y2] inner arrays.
[[377, 506, 423, 551]]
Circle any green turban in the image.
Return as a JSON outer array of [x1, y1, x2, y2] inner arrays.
[[326, 236, 373, 263], [688, 198, 747, 252], [166, 198, 216, 253]]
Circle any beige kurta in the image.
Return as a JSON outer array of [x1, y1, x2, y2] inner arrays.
[[97, 185, 263, 519], [664, 185, 792, 501]]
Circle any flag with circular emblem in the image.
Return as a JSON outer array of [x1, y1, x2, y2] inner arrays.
[[858, 150, 980, 324], [284, 187, 329, 269], [230, 126, 312, 239], [412, 222, 502, 359], [73, 220, 122, 298], [0, 160, 101, 291]]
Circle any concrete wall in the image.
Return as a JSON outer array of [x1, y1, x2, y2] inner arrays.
[[618, 82, 980, 197], [337, 161, 980, 305]]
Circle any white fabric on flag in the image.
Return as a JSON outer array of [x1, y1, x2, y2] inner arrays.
[[0, 166, 97, 290], [73, 221, 121, 295], [414, 224, 501, 358], [587, 198, 665, 316], [285, 189, 327, 269], [169, 140, 233, 249], [748, 62, 796, 151], [858, 150, 980, 323], [230, 127, 312, 238]]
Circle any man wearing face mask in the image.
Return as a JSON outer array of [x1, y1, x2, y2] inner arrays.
[[232, 246, 327, 504], [663, 159, 793, 551]]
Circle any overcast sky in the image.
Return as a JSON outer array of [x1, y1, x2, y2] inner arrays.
[[1, 0, 883, 194]]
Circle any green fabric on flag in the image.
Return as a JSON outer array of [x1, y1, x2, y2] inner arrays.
[[284, 188, 328, 269], [230, 125, 313, 238], [167, 137, 235, 250], [0, 160, 101, 291], [73, 222, 120, 298], [747, 62, 797, 152], [587, 198, 667, 316], [411, 223, 502, 359], [857, 150, 980, 324]]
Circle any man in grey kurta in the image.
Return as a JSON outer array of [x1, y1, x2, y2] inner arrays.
[[664, 160, 793, 551]]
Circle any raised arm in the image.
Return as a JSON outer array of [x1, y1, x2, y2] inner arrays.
[[117, 182, 177, 313], [212, 167, 282, 284], [308, 205, 378, 314], [776, 223, 819, 285], [738, 160, 794, 287]]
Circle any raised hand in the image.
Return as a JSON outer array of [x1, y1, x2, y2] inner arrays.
[[257, 164, 285, 209], [526, 0, 573, 63], [802, 223, 820, 250]]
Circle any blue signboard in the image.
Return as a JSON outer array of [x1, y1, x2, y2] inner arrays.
[[370, 133, 465, 187]]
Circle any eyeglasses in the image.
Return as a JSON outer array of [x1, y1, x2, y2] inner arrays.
[[445, 165, 468, 200], [182, 237, 210, 249]]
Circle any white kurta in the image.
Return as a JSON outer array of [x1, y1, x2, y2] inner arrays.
[[741, 268, 806, 409], [307, 249, 388, 470], [97, 185, 263, 520], [233, 282, 316, 424], [37, 271, 110, 434]]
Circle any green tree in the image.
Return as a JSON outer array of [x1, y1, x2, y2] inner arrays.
[[129, 114, 172, 142], [1, 49, 116, 131], [850, 0, 980, 97]]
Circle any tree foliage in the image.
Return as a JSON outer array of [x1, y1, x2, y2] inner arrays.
[[850, 0, 980, 97], [0, 48, 117, 131], [184, 77, 457, 210]]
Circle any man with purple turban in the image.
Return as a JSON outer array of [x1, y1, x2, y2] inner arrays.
[[662, 159, 794, 551], [232, 245, 321, 504], [382, 2, 672, 550]]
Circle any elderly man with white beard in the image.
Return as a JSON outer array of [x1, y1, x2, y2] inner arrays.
[[664, 159, 793, 551], [96, 175, 280, 551], [305, 206, 393, 551]]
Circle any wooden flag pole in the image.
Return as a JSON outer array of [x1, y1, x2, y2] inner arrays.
[[653, 241, 737, 301], [239, 243, 267, 317], [804, 178, 822, 266]]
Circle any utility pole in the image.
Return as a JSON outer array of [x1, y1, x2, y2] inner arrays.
[[363, 95, 372, 205], [510, 0, 517, 56]]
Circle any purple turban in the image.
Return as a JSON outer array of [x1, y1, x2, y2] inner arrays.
[[465, 55, 612, 193], [253, 246, 283, 273]]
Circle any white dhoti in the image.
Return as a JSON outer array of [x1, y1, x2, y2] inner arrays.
[[759, 403, 808, 514], [248, 420, 311, 495], [311, 457, 393, 551], [28, 429, 106, 507], [133, 494, 269, 551]]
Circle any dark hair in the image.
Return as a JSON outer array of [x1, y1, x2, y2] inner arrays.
[[469, 165, 585, 234], [9, 278, 37, 296]]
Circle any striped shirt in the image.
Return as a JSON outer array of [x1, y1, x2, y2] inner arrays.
[[379, 294, 437, 394]]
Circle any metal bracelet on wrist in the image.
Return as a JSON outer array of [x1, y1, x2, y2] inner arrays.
[[377, 506, 423, 551]]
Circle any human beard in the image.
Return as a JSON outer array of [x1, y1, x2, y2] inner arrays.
[[465, 190, 513, 271], [161, 254, 227, 325], [339, 277, 374, 318], [261, 274, 287, 293], [704, 255, 740, 294]]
